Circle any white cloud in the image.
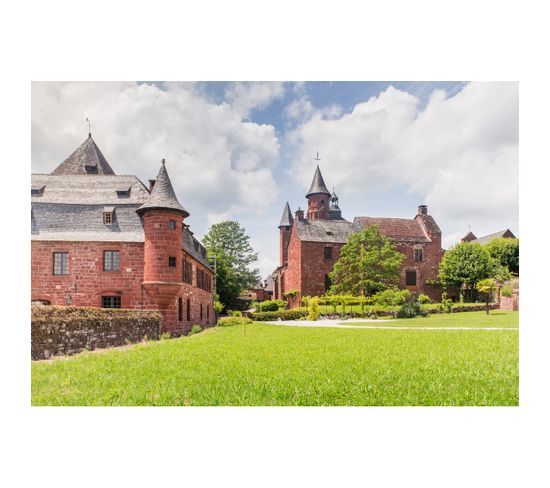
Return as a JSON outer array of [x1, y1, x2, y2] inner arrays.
[[287, 82, 519, 247], [31, 81, 281, 232], [224, 81, 286, 117]]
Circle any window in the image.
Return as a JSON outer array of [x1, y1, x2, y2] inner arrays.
[[200, 303, 203, 320], [103, 250, 120, 271], [168, 256, 176, 268], [406, 271, 417, 286], [186, 298, 191, 321], [103, 212, 113, 224], [168, 220, 176, 230], [207, 305, 209, 320], [53, 252, 68, 275], [178, 297, 183, 322], [414, 248, 423, 262], [325, 274, 332, 292], [324, 247, 333, 260], [182, 259, 193, 284], [102, 296, 121, 308]]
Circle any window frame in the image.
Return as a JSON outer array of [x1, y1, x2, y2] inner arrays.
[[103, 250, 121, 272], [414, 248, 423, 262], [324, 247, 333, 260], [168, 220, 177, 230], [52, 252, 69, 275], [168, 256, 177, 268], [102, 295, 121, 308], [103, 212, 113, 225]]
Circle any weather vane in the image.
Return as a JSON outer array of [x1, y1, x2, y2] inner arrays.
[[86, 117, 91, 136], [315, 151, 321, 162]]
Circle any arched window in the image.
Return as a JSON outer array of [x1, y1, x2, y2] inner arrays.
[[186, 298, 191, 321], [178, 297, 183, 322]]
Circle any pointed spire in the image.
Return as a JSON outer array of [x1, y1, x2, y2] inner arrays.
[[51, 135, 115, 175], [136, 159, 189, 217], [278, 201, 293, 227], [306, 165, 331, 198]]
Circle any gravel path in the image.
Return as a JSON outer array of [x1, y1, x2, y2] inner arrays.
[[264, 318, 517, 331]]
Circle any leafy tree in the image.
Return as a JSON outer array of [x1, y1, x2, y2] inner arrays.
[[329, 225, 404, 296], [476, 278, 497, 314], [485, 237, 519, 274], [203, 221, 261, 308], [438, 242, 495, 301]]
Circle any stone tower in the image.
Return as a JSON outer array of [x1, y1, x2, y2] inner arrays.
[[306, 165, 331, 220], [278, 201, 293, 265], [136, 159, 189, 325]]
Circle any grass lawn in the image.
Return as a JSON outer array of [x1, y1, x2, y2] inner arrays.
[[32, 311, 518, 406], [342, 311, 519, 328]]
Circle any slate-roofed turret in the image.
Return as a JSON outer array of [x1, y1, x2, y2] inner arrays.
[[305, 165, 331, 198], [136, 159, 189, 217], [278, 202, 294, 228]]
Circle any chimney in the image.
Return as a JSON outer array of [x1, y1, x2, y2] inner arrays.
[[295, 207, 304, 221], [418, 205, 428, 216], [148, 179, 156, 192]]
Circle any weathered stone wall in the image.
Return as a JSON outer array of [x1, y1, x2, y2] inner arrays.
[[31, 240, 215, 334], [31, 306, 161, 360], [500, 294, 519, 311]]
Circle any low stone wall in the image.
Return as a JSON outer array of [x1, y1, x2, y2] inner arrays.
[[31, 305, 161, 360]]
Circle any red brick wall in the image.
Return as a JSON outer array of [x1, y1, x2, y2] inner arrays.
[[306, 195, 330, 220], [31, 240, 214, 334], [280, 226, 291, 265], [300, 241, 344, 298]]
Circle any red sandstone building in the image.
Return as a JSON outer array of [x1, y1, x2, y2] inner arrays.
[[31, 134, 215, 334], [272, 164, 443, 307]]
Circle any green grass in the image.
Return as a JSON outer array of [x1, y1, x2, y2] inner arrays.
[[343, 311, 519, 328], [32, 312, 518, 406]]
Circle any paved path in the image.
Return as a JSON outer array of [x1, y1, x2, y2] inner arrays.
[[264, 318, 517, 331]]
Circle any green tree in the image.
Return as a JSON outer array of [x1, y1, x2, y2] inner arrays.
[[438, 242, 495, 301], [203, 221, 261, 308], [329, 225, 404, 296], [476, 278, 497, 314], [485, 237, 519, 274]]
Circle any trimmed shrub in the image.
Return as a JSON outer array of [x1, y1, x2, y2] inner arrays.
[[256, 299, 286, 312], [418, 294, 431, 304], [189, 324, 202, 335], [160, 332, 171, 340], [251, 309, 308, 321], [372, 289, 410, 306], [437, 292, 453, 314], [230, 310, 242, 317], [216, 316, 253, 327], [308, 297, 320, 321], [501, 285, 513, 298]]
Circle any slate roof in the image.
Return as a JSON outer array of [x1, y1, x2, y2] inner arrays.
[[354, 216, 430, 242], [279, 202, 293, 227], [51, 135, 115, 175], [31, 174, 150, 205], [294, 215, 434, 244], [136, 160, 189, 217], [182, 227, 213, 271], [472, 229, 516, 245], [306, 165, 331, 197]]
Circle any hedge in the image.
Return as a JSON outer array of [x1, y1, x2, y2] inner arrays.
[[251, 309, 308, 321]]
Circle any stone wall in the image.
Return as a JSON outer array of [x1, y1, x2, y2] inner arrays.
[[500, 294, 519, 311], [31, 305, 161, 360]]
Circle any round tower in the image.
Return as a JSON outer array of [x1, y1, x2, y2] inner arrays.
[[136, 159, 189, 316], [306, 164, 331, 220], [278, 201, 293, 265]]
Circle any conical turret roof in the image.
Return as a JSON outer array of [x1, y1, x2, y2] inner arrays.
[[136, 159, 189, 217], [278, 201, 293, 227], [51, 134, 115, 175], [306, 165, 331, 198]]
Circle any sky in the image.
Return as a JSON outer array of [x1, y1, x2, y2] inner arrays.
[[31, 81, 519, 279]]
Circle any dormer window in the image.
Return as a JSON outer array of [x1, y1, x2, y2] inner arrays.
[[116, 187, 131, 198], [31, 185, 45, 197], [103, 206, 114, 225], [85, 164, 98, 174]]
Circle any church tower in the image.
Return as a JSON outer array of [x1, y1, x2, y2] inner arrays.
[[306, 156, 331, 220], [329, 188, 343, 220], [278, 201, 293, 265], [136, 159, 188, 326]]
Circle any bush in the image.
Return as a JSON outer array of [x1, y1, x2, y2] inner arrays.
[[372, 289, 410, 306], [308, 297, 320, 321], [216, 316, 252, 327], [396, 301, 423, 318], [214, 300, 224, 314], [251, 309, 308, 321], [256, 299, 286, 312], [437, 292, 453, 314], [189, 324, 202, 335], [501, 286, 513, 297], [160, 332, 171, 340], [418, 294, 431, 304], [230, 310, 242, 317]]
